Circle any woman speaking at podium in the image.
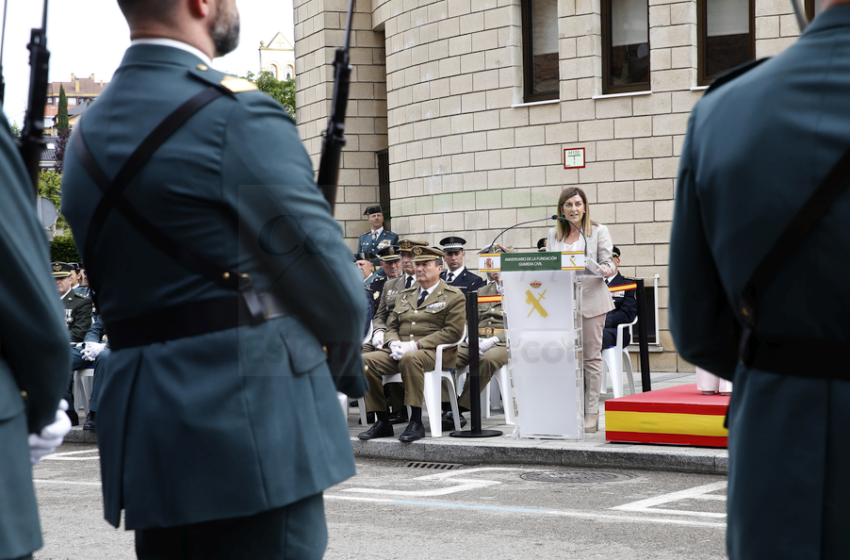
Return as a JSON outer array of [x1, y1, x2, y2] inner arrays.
[[546, 187, 615, 433]]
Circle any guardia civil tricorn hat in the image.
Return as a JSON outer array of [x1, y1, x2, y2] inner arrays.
[[363, 205, 383, 216]]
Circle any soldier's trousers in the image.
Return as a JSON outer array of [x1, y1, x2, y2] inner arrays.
[[363, 348, 442, 410], [362, 343, 404, 411], [135, 492, 326, 560], [441, 344, 508, 410]]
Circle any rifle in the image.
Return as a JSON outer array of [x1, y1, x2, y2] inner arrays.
[[18, 0, 51, 198], [315, 0, 356, 213], [0, 0, 8, 104]]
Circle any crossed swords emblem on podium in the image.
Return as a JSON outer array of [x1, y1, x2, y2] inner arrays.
[[525, 289, 548, 318]]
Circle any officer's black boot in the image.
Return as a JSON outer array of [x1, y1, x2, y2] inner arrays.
[[83, 411, 96, 431]]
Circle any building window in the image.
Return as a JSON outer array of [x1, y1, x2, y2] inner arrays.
[[521, 0, 559, 102], [601, 0, 650, 94], [698, 0, 755, 85], [285, 65, 294, 80]]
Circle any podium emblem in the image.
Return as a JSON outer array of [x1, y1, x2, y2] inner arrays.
[[485, 257, 494, 269], [525, 289, 548, 318]]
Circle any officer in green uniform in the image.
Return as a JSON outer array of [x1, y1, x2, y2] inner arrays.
[[53, 263, 93, 343], [359, 246, 466, 442], [358, 205, 398, 269], [59, 1, 368, 558], [441, 244, 510, 429], [0, 106, 72, 560]]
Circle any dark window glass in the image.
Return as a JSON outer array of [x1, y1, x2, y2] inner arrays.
[[603, 0, 649, 93], [522, 0, 559, 102], [805, 0, 821, 22], [699, 0, 754, 85]]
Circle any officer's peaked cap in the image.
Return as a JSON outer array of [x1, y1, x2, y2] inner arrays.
[[354, 251, 377, 262], [439, 236, 466, 251], [378, 245, 402, 261], [411, 246, 445, 262], [398, 238, 428, 252], [51, 262, 74, 278]]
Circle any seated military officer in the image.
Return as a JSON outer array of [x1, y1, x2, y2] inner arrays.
[[354, 251, 378, 285], [358, 205, 399, 269], [363, 245, 402, 347], [359, 246, 466, 442], [54, 262, 93, 343], [442, 244, 510, 429], [439, 236, 486, 293], [602, 246, 638, 348]]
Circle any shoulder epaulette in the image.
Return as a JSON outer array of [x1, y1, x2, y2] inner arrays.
[[444, 285, 461, 294], [74, 292, 89, 299], [188, 64, 258, 94], [704, 58, 770, 96]]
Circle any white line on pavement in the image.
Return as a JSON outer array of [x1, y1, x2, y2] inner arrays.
[[611, 480, 728, 518], [34, 479, 101, 487], [342, 466, 538, 497]]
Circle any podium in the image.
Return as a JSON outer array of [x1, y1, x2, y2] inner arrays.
[[480, 251, 601, 439]]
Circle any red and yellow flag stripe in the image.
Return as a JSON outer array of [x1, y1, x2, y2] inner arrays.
[[477, 294, 502, 304], [609, 282, 637, 293]]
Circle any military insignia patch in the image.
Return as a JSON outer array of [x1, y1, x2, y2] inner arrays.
[[426, 302, 446, 311], [377, 239, 391, 250], [400, 240, 412, 251], [220, 75, 258, 93], [373, 291, 380, 300], [412, 246, 423, 255], [611, 291, 625, 298], [53, 264, 62, 271]]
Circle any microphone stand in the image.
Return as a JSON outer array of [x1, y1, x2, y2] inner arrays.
[[488, 215, 558, 252]]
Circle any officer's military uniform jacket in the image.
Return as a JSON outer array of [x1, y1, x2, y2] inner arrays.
[[61, 289, 93, 343], [372, 274, 416, 331], [475, 281, 506, 344], [441, 267, 486, 293], [366, 276, 389, 318], [604, 273, 637, 330], [0, 107, 70, 560], [669, 8, 850, 558], [386, 280, 466, 367], [358, 229, 399, 266], [61, 44, 368, 530]]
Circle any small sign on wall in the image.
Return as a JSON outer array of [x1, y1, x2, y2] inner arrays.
[[563, 148, 586, 169]]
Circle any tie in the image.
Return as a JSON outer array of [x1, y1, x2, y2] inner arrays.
[[405, 276, 413, 289], [372, 231, 378, 242], [447, 272, 454, 282], [417, 290, 428, 307]]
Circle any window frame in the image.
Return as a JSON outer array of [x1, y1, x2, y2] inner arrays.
[[601, 0, 651, 95], [697, 0, 756, 86], [521, 0, 560, 103]]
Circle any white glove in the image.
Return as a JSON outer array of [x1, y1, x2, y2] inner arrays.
[[81, 341, 107, 361], [371, 330, 385, 349], [478, 337, 499, 355], [390, 340, 418, 361], [29, 399, 72, 465]]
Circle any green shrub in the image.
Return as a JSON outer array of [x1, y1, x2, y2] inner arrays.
[[51, 234, 80, 263]]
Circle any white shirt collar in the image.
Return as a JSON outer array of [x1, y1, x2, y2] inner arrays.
[[131, 38, 213, 67], [419, 283, 437, 300], [59, 288, 72, 300], [371, 226, 384, 236], [447, 266, 465, 279]]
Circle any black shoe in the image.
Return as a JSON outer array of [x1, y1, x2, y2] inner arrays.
[[388, 409, 408, 424], [357, 411, 377, 425], [66, 409, 79, 427], [357, 419, 394, 440], [398, 420, 426, 442], [441, 411, 467, 431], [350, 401, 359, 407], [83, 412, 96, 431]]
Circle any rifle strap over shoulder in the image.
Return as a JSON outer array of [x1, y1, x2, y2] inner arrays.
[[73, 87, 269, 326]]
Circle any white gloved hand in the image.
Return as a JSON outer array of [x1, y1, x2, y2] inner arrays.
[[390, 340, 418, 361], [29, 399, 72, 465], [372, 330, 385, 349], [388, 340, 403, 360], [478, 337, 499, 355], [81, 341, 107, 361]]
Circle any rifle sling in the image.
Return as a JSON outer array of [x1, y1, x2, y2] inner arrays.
[[73, 86, 271, 332], [738, 143, 850, 367]]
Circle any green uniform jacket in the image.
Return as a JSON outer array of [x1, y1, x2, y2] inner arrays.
[[60, 45, 368, 530], [372, 274, 415, 332], [61, 290, 92, 343], [475, 282, 505, 343], [0, 108, 70, 559], [386, 280, 466, 366]]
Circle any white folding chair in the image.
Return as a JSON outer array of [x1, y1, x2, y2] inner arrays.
[[73, 368, 95, 417], [600, 317, 637, 399], [420, 325, 467, 438], [455, 363, 515, 425]]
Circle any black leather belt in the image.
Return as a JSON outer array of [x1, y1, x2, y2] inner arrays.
[[744, 335, 848, 380], [106, 291, 290, 351]]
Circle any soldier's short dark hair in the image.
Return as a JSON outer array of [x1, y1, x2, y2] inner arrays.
[[117, 0, 180, 20]]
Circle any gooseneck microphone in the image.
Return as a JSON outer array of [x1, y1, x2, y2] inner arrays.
[[556, 216, 588, 258], [486, 215, 558, 253]]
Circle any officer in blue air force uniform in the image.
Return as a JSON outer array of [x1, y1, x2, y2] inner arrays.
[[0, 105, 71, 560], [670, 4, 850, 558], [439, 236, 486, 293], [358, 205, 398, 269], [59, 1, 367, 557]]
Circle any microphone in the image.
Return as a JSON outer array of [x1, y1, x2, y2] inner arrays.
[[556, 216, 588, 258], [486, 215, 558, 253]]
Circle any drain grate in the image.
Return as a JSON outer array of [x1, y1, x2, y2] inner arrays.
[[404, 461, 462, 470], [521, 471, 634, 483]]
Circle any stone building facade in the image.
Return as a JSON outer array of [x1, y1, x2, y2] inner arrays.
[[293, 0, 807, 372]]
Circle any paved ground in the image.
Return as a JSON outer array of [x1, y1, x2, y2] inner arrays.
[[33, 445, 728, 560]]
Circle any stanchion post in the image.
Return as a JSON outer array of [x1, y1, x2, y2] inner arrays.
[[451, 291, 502, 438], [634, 278, 651, 392]]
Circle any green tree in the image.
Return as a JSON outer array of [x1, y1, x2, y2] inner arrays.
[[38, 169, 68, 231], [56, 85, 69, 135], [243, 71, 296, 121], [10, 123, 21, 136]]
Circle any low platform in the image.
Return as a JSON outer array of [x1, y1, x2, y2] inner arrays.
[[604, 384, 729, 448]]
